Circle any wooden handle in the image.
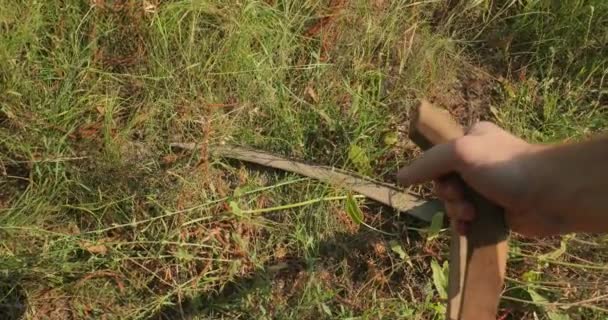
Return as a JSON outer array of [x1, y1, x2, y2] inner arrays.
[[410, 100, 509, 320]]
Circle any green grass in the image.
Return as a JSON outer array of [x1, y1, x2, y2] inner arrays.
[[1, 0, 607, 319]]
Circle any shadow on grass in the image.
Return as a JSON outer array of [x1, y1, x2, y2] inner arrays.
[[0, 274, 26, 320], [149, 203, 432, 320]]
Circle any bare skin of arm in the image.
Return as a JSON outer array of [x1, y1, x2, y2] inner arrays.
[[397, 121, 608, 237]]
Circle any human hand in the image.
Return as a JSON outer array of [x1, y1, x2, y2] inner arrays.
[[397, 122, 553, 237]]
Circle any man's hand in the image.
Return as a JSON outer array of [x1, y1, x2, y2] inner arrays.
[[397, 122, 552, 237]]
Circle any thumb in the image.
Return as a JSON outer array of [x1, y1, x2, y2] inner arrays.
[[396, 141, 459, 186]]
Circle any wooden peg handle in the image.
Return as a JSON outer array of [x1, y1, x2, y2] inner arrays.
[[410, 100, 509, 320]]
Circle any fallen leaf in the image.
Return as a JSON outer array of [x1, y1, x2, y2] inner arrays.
[[305, 86, 319, 103], [76, 123, 102, 139], [304, 17, 332, 37], [90, 0, 105, 8], [67, 222, 81, 235], [518, 67, 527, 82], [95, 105, 105, 115], [82, 243, 108, 255], [161, 154, 178, 165], [304, 0, 345, 37], [143, 0, 156, 14], [371, 241, 386, 256], [348, 143, 371, 174], [275, 246, 287, 259]]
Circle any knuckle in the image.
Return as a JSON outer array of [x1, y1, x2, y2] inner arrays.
[[477, 121, 496, 129], [452, 136, 475, 167], [469, 121, 497, 134]]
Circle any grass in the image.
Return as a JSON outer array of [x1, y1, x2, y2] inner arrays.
[[1, 0, 607, 319]]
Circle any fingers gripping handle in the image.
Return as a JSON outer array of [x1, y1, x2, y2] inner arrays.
[[409, 100, 509, 320]]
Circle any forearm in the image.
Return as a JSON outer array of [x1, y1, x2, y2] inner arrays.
[[526, 135, 608, 234]]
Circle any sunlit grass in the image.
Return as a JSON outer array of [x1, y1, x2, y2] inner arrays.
[[1, 0, 607, 319]]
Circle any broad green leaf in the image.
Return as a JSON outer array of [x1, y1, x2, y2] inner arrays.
[[429, 302, 446, 316], [528, 288, 570, 320], [389, 240, 407, 259], [348, 144, 371, 174], [539, 238, 567, 261], [175, 247, 194, 262], [502, 81, 517, 99], [431, 259, 448, 299], [528, 288, 548, 304], [400, 307, 415, 317], [509, 241, 522, 258], [389, 240, 413, 267], [383, 132, 398, 146], [230, 201, 244, 217], [426, 212, 444, 241], [548, 312, 570, 320], [345, 194, 364, 225], [522, 270, 541, 283]]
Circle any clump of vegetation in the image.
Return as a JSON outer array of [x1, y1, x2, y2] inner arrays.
[[1, 0, 607, 319]]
